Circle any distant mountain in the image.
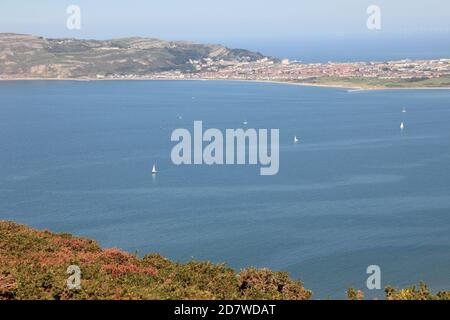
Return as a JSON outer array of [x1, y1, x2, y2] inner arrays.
[[0, 33, 273, 79]]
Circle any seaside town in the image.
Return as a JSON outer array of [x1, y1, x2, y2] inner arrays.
[[111, 58, 450, 83], [147, 58, 450, 82]]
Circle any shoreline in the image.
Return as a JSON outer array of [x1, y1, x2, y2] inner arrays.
[[234, 79, 450, 91], [1, 77, 450, 91]]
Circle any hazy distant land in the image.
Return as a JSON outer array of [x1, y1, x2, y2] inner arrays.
[[0, 33, 449, 90]]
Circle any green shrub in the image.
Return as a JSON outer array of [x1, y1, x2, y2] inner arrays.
[[2, 221, 448, 300], [0, 221, 311, 300]]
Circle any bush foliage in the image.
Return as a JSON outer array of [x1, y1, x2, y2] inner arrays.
[[1, 221, 448, 300], [0, 221, 311, 300]]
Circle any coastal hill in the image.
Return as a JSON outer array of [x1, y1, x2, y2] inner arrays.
[[0, 221, 449, 300], [0, 33, 270, 79], [0, 33, 449, 88]]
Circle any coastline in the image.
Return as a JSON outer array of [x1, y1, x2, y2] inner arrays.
[[234, 79, 450, 91], [1, 77, 450, 91]]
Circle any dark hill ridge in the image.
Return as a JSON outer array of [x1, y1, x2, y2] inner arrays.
[[0, 33, 271, 79]]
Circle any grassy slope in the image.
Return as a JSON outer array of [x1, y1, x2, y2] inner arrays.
[[0, 221, 448, 300]]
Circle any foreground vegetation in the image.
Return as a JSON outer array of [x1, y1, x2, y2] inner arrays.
[[0, 221, 448, 300], [0, 221, 311, 300]]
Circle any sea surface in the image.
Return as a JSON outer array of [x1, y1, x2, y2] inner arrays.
[[231, 35, 450, 63], [0, 80, 449, 298]]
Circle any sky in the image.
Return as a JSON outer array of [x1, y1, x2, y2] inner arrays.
[[0, 0, 449, 61]]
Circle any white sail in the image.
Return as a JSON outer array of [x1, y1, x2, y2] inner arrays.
[[294, 136, 299, 143], [400, 122, 405, 130], [152, 163, 157, 174]]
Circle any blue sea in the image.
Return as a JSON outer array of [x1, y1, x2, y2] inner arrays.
[[229, 35, 450, 63], [0, 80, 449, 298]]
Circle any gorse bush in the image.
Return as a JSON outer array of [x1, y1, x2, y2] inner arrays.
[[347, 288, 365, 300], [1, 221, 448, 300], [385, 283, 450, 300], [0, 221, 311, 300], [238, 268, 312, 300]]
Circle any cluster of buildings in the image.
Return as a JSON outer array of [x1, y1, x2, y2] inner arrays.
[[145, 58, 450, 82]]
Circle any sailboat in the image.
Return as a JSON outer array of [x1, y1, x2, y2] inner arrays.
[[152, 163, 157, 175], [402, 108, 407, 113], [294, 136, 299, 143], [400, 122, 405, 130]]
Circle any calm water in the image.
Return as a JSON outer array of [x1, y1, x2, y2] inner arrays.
[[1, 80, 449, 298], [230, 35, 450, 63]]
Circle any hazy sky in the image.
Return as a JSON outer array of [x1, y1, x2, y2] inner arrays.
[[1, 0, 449, 61], [0, 0, 448, 41]]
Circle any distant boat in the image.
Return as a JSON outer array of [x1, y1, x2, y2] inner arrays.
[[294, 136, 300, 143], [152, 163, 157, 175], [400, 122, 405, 130], [402, 108, 407, 113], [243, 121, 248, 125]]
